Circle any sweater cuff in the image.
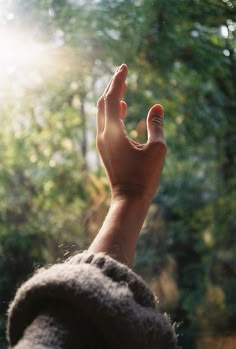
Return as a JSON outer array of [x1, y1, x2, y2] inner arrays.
[[67, 250, 155, 308], [8, 251, 177, 349]]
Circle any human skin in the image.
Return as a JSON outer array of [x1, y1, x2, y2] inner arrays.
[[88, 64, 167, 268]]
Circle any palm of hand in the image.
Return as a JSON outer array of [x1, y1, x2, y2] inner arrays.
[[96, 64, 167, 201]]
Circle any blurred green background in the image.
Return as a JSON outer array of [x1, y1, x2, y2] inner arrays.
[[0, 1, 235, 348]]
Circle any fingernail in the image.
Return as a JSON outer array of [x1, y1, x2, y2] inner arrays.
[[151, 104, 164, 117], [119, 63, 126, 72]]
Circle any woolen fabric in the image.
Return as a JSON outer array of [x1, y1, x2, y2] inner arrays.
[[7, 251, 177, 348]]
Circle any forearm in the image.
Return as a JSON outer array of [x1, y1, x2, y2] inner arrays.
[[88, 195, 151, 268], [91, 63, 166, 269]]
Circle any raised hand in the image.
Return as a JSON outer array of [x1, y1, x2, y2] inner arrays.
[[96, 64, 167, 203], [89, 64, 167, 266]]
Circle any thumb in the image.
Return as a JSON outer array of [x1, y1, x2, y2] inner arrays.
[[147, 104, 165, 143]]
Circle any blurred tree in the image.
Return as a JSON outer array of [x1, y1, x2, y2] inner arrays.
[[130, 1, 236, 347], [0, 0, 235, 348]]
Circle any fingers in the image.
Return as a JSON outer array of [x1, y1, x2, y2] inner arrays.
[[147, 104, 166, 144], [96, 70, 117, 135], [121, 82, 127, 100], [96, 68, 118, 135], [106, 64, 127, 100], [96, 98, 105, 135], [120, 101, 127, 121], [96, 64, 127, 135], [104, 64, 128, 127]]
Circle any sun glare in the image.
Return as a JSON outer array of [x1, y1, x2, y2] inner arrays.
[[0, 30, 50, 76]]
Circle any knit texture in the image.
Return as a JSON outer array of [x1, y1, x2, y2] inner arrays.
[[7, 251, 177, 349]]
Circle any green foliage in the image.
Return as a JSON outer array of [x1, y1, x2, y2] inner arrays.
[[0, 0, 235, 347]]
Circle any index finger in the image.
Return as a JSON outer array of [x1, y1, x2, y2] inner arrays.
[[96, 66, 122, 135], [104, 64, 128, 127], [96, 67, 119, 134]]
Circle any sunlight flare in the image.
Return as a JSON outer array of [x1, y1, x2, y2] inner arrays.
[[0, 30, 50, 73]]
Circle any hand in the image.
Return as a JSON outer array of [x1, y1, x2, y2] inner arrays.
[[90, 64, 167, 266], [96, 64, 167, 202]]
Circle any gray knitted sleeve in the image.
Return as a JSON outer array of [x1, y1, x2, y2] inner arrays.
[[7, 251, 177, 349]]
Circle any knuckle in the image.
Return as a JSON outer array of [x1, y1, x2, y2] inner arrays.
[[102, 129, 110, 140], [97, 97, 104, 109], [159, 141, 168, 154], [96, 134, 104, 149], [104, 92, 119, 104], [149, 115, 163, 127], [104, 92, 113, 102], [150, 140, 167, 154]]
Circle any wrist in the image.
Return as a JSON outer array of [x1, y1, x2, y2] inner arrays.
[[89, 189, 152, 267], [111, 185, 154, 206]]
